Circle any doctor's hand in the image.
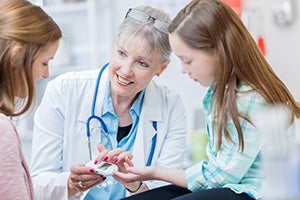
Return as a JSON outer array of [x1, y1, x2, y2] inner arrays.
[[95, 144, 144, 192], [94, 143, 133, 172], [67, 164, 106, 197]]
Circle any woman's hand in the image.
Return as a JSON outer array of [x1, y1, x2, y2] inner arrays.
[[94, 143, 133, 171], [113, 158, 157, 182], [67, 164, 106, 197]]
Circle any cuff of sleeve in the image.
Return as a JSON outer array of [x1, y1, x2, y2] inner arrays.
[[126, 182, 143, 193], [185, 161, 205, 192]]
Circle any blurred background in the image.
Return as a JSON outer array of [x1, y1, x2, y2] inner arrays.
[[18, 1, 299, 196]]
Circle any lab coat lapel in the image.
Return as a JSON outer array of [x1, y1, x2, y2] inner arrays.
[[142, 81, 162, 144], [132, 81, 162, 167]]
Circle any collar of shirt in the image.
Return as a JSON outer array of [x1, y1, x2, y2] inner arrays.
[[202, 85, 214, 116], [202, 82, 252, 116], [100, 80, 145, 149]]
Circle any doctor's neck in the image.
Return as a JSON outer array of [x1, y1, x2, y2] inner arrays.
[[111, 93, 137, 127], [111, 92, 138, 110]]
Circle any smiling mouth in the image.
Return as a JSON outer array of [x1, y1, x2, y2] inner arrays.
[[117, 74, 133, 85]]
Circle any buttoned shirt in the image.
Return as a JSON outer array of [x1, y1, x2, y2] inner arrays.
[[186, 83, 268, 199], [86, 81, 145, 200]]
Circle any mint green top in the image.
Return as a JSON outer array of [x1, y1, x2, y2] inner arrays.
[[186, 83, 270, 199]]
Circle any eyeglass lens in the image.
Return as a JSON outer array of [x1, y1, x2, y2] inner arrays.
[[125, 8, 169, 34]]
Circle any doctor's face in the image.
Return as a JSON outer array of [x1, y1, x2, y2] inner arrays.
[[109, 37, 168, 99]]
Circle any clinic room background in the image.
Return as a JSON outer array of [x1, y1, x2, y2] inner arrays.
[[20, 0, 300, 171]]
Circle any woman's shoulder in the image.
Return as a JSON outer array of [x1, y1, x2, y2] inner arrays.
[[0, 114, 14, 131], [45, 68, 101, 96], [0, 114, 19, 149], [50, 68, 100, 85]]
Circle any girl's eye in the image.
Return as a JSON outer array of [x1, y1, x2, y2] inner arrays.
[[42, 63, 48, 67], [180, 57, 191, 65], [118, 50, 126, 57], [137, 60, 149, 68], [183, 60, 191, 65]]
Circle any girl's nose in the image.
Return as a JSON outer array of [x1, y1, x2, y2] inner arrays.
[[42, 66, 49, 78], [181, 65, 188, 74]]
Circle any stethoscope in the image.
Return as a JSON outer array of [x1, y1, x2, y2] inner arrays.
[[85, 63, 157, 167]]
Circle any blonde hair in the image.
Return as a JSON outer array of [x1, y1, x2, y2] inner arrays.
[[169, 0, 300, 151], [0, 0, 62, 116], [118, 5, 172, 63]]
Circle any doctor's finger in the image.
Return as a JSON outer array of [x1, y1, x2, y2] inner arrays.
[[97, 143, 107, 152], [70, 164, 90, 176], [69, 165, 96, 184], [71, 176, 105, 192], [113, 152, 133, 164], [70, 172, 104, 188], [108, 148, 123, 157], [106, 148, 125, 163], [97, 148, 123, 163], [94, 149, 109, 163], [80, 176, 106, 189]]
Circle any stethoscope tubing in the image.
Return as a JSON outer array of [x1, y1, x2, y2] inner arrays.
[[85, 63, 157, 166], [86, 63, 109, 160]]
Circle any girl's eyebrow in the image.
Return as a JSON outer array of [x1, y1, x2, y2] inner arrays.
[[178, 55, 189, 60]]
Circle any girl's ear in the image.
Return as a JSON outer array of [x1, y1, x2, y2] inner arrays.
[[157, 59, 170, 76]]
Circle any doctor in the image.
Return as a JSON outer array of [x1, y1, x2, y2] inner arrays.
[[30, 5, 187, 200]]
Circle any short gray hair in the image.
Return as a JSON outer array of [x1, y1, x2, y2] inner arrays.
[[117, 5, 172, 63]]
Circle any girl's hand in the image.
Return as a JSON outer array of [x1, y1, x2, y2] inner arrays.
[[113, 157, 157, 193], [113, 158, 157, 182]]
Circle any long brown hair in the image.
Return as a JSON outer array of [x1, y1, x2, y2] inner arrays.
[[0, 0, 62, 117], [169, 0, 300, 151]]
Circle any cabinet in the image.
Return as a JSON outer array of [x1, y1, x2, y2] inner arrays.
[[34, 0, 115, 75]]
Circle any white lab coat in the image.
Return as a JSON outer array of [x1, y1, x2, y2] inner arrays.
[[30, 66, 187, 200]]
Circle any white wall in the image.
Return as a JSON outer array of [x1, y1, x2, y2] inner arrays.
[[265, 0, 300, 100], [243, 0, 300, 99], [243, 0, 300, 136]]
